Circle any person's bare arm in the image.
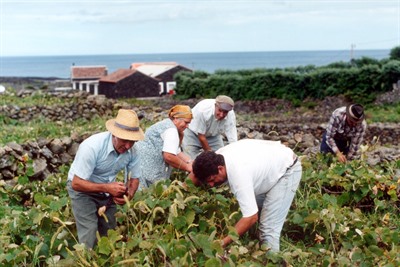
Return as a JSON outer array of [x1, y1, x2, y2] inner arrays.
[[221, 213, 258, 247], [198, 133, 212, 151], [163, 152, 192, 172], [71, 175, 126, 196]]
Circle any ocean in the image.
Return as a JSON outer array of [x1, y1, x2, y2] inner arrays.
[[0, 49, 391, 79]]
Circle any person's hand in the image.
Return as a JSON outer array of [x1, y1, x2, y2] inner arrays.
[[188, 171, 201, 186], [113, 195, 127, 205], [107, 182, 127, 197], [336, 151, 347, 163]]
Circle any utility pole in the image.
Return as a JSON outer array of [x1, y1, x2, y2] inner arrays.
[[350, 43, 356, 61]]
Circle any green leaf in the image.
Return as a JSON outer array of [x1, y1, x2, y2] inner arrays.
[[97, 237, 112, 255], [205, 258, 221, 267], [337, 192, 350, 206], [304, 212, 319, 223], [185, 210, 195, 225], [387, 189, 398, 200], [215, 194, 227, 203], [292, 213, 305, 224], [49, 200, 63, 211], [172, 215, 187, 230], [107, 229, 122, 244], [307, 199, 320, 209], [351, 247, 364, 262], [139, 240, 153, 250], [25, 166, 35, 177], [368, 245, 384, 256], [32, 209, 46, 225], [18, 175, 29, 185]]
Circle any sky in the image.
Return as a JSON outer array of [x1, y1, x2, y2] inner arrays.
[[0, 0, 399, 57]]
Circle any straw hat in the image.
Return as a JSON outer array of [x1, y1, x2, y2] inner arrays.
[[106, 109, 144, 141], [216, 95, 234, 111]]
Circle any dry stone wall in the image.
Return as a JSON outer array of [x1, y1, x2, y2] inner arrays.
[[1, 90, 116, 122], [0, 90, 119, 183], [1, 90, 399, 184]]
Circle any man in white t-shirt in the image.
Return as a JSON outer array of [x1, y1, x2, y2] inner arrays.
[[192, 139, 302, 252], [182, 95, 237, 159]]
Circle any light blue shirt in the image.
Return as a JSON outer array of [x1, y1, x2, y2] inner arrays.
[[67, 132, 141, 184]]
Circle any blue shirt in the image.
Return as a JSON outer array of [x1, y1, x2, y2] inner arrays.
[[67, 132, 141, 183]]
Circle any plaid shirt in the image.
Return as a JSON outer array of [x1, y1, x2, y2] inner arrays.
[[325, 106, 367, 160]]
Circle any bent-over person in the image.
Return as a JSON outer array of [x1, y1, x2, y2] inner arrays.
[[320, 103, 367, 163], [192, 139, 302, 252], [182, 95, 237, 159], [135, 105, 193, 188]]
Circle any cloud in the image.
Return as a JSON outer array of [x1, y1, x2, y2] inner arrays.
[[1, 0, 399, 56]]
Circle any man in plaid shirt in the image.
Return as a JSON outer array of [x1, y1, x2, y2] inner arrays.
[[320, 104, 367, 163]]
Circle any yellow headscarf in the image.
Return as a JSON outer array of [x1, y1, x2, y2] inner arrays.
[[168, 105, 193, 119]]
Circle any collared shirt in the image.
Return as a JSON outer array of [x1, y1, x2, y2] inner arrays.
[[217, 139, 295, 217], [188, 99, 237, 143], [325, 106, 367, 159], [67, 131, 141, 183]]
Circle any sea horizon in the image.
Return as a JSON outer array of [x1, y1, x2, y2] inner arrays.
[[0, 47, 392, 57], [0, 49, 391, 79]]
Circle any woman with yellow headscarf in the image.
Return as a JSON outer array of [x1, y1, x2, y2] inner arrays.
[[135, 105, 194, 188]]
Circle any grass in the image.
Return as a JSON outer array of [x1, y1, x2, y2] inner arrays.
[[366, 102, 400, 123], [0, 116, 107, 146], [0, 89, 78, 107]]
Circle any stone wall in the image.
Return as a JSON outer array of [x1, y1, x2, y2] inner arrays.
[[1, 90, 116, 122], [0, 90, 120, 183], [1, 89, 399, 184]]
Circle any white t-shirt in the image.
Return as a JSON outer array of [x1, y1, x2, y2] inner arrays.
[[217, 139, 295, 217], [188, 99, 237, 143], [161, 127, 181, 155]]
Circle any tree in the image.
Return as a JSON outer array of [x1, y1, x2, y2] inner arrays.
[[389, 46, 400, 60]]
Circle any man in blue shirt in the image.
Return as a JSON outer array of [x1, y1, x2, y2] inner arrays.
[[67, 109, 144, 248]]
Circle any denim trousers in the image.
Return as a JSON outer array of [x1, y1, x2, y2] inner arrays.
[[67, 181, 117, 249], [182, 128, 224, 159], [255, 160, 302, 252]]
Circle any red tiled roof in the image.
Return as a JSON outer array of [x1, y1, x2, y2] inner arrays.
[[99, 69, 138, 83], [71, 66, 107, 79]]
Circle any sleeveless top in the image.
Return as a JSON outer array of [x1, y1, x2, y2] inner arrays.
[[135, 118, 178, 188]]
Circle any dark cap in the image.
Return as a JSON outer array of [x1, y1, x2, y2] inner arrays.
[[346, 104, 364, 122]]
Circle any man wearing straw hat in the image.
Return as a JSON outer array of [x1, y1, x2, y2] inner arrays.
[[67, 109, 144, 248], [182, 95, 237, 159], [320, 103, 367, 163]]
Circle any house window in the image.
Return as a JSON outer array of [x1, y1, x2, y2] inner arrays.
[[159, 82, 165, 95], [166, 82, 176, 95]]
